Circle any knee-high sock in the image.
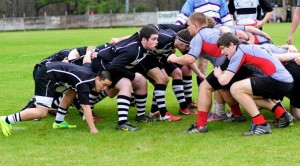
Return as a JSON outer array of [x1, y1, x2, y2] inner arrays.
[[154, 84, 167, 117], [183, 76, 193, 104], [172, 79, 188, 109], [117, 95, 130, 125], [135, 94, 147, 117], [55, 107, 67, 123], [6, 112, 21, 124], [151, 91, 158, 113]]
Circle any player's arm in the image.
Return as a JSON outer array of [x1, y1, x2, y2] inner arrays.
[[110, 35, 131, 44], [273, 53, 300, 62], [213, 67, 235, 85], [81, 104, 98, 134], [82, 46, 96, 64], [218, 25, 232, 33], [167, 53, 197, 65], [244, 26, 271, 39], [257, 0, 273, 28], [188, 63, 206, 80], [280, 44, 298, 53]]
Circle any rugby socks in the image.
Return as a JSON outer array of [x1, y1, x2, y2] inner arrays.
[[252, 113, 267, 125], [130, 90, 136, 105], [196, 111, 208, 128], [53, 93, 63, 109], [271, 102, 286, 119], [117, 95, 130, 125], [5, 112, 21, 124], [183, 76, 193, 104], [55, 107, 67, 123], [210, 100, 217, 113], [150, 92, 159, 113], [154, 84, 167, 117], [89, 90, 108, 111], [215, 102, 225, 116], [172, 79, 188, 109], [230, 103, 243, 116], [135, 94, 147, 117]]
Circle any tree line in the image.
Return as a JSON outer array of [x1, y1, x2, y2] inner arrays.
[[0, 0, 186, 17]]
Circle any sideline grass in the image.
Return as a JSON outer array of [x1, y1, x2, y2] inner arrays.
[[0, 24, 300, 165]]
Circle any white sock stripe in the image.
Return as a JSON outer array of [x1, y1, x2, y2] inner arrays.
[[157, 104, 166, 108], [118, 111, 128, 115], [154, 90, 166, 94], [117, 98, 130, 104], [118, 105, 129, 109], [135, 98, 147, 102], [118, 117, 128, 121]]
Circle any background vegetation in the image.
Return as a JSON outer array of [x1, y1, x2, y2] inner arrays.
[[0, 23, 299, 165]]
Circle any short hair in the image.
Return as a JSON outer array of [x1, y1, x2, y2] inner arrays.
[[176, 29, 193, 45], [217, 32, 241, 48], [139, 25, 158, 41], [206, 16, 216, 28], [189, 12, 207, 27], [95, 70, 111, 81]]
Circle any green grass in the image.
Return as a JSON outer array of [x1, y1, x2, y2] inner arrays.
[[0, 24, 300, 165]]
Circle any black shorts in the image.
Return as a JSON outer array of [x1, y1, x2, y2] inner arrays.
[[160, 56, 179, 76], [206, 61, 253, 90], [135, 55, 162, 77], [285, 61, 300, 108], [251, 76, 293, 100], [34, 65, 55, 107], [91, 58, 137, 88]]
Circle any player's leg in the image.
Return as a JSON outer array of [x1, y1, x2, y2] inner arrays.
[[167, 63, 195, 115], [181, 65, 196, 108], [230, 78, 271, 136], [114, 77, 137, 131], [53, 89, 77, 129], [132, 72, 155, 122]]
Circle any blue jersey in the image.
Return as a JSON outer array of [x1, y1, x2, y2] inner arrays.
[[176, 0, 233, 26]]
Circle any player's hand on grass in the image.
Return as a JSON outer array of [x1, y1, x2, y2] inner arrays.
[[90, 128, 98, 134]]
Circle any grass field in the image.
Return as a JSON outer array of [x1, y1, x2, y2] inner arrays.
[[0, 23, 300, 165]]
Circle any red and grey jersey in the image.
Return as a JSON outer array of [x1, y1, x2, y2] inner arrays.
[[95, 32, 148, 81], [253, 35, 272, 45], [260, 43, 287, 54], [46, 62, 96, 105], [226, 44, 293, 83], [188, 27, 226, 67], [148, 29, 176, 58], [38, 49, 71, 66]]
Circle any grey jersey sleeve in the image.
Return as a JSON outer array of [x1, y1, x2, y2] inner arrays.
[[187, 34, 203, 58]]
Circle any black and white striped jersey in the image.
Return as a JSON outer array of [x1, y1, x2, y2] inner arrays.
[[46, 62, 96, 105], [228, 0, 273, 21], [95, 32, 149, 81], [148, 29, 176, 58], [38, 49, 71, 66]]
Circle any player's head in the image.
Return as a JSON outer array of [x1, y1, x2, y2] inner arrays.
[[206, 16, 216, 28], [94, 70, 112, 92], [187, 12, 207, 36], [139, 25, 159, 51], [175, 29, 193, 54], [217, 33, 240, 59]]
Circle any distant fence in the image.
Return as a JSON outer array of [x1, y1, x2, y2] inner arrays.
[[0, 11, 179, 31], [0, 7, 291, 31]]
